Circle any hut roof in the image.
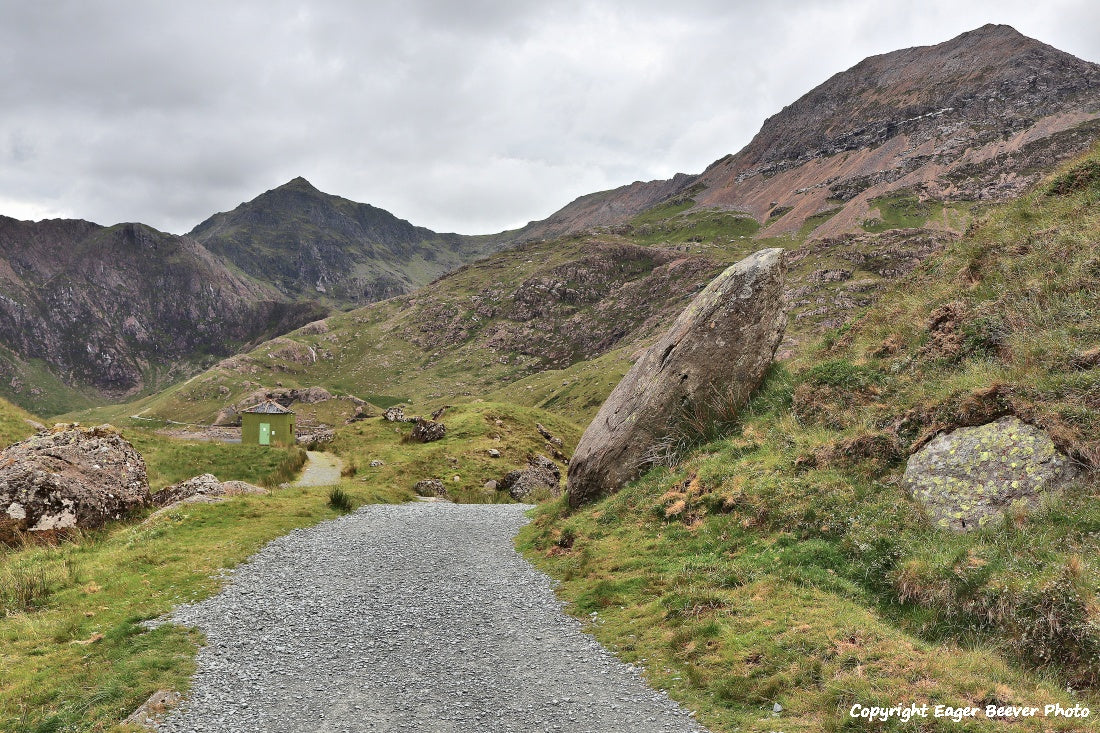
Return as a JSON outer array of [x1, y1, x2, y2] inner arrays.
[[241, 400, 294, 415]]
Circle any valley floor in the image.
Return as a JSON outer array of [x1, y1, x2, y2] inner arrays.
[[156, 503, 706, 733]]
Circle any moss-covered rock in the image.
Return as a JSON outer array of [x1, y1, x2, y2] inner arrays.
[[904, 416, 1076, 531]]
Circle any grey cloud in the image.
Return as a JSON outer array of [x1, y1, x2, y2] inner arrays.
[[1, 0, 1098, 234]]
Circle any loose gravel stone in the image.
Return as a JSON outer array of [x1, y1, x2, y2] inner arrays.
[[157, 503, 708, 732]]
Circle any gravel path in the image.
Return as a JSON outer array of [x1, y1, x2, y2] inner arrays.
[[157, 503, 708, 732], [295, 451, 343, 487]]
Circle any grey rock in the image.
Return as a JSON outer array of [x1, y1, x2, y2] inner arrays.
[[150, 473, 223, 507], [500, 455, 562, 501], [0, 425, 148, 538], [488, 449, 501, 458], [383, 406, 407, 422], [413, 479, 448, 497], [409, 418, 447, 443], [212, 406, 240, 427], [567, 248, 787, 507], [905, 416, 1077, 531], [484, 479, 499, 491]]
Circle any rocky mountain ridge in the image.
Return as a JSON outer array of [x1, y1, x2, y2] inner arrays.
[[189, 177, 508, 305], [0, 217, 324, 414], [514, 24, 1100, 242]]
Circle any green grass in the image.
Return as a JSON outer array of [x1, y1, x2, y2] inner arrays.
[[629, 209, 761, 246], [519, 146, 1100, 730], [0, 396, 39, 448], [125, 430, 306, 490], [862, 191, 945, 232], [331, 401, 581, 504], [0, 478, 411, 732]]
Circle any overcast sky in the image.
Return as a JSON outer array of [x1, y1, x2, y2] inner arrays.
[[2, 1, 1098, 235]]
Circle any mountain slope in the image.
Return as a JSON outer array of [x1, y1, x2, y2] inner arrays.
[[189, 177, 508, 306], [515, 24, 1100, 242], [0, 217, 324, 414], [518, 143, 1100, 732]]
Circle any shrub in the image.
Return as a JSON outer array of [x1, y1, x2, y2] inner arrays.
[[328, 487, 354, 513]]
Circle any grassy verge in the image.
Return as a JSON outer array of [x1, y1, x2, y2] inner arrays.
[[125, 429, 307, 490], [0, 480, 412, 732], [519, 147, 1100, 730], [0, 430, 409, 731], [332, 401, 581, 503]]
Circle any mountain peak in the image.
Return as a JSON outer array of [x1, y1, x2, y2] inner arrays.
[[278, 176, 319, 192]]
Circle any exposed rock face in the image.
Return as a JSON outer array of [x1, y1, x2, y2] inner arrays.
[[189, 177, 508, 306], [567, 249, 787, 507], [408, 418, 447, 443], [0, 425, 148, 538], [905, 416, 1077, 532], [509, 24, 1100, 243], [413, 479, 447, 497], [383, 406, 407, 422], [0, 218, 324, 408], [500, 455, 563, 502]]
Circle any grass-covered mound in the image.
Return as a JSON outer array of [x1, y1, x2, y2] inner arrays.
[[331, 401, 581, 503], [520, 146, 1100, 731]]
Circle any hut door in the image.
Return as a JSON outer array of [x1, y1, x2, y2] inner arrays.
[[259, 422, 271, 445]]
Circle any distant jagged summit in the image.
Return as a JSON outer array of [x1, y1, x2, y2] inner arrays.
[[516, 24, 1100, 241], [736, 23, 1100, 172], [189, 179, 506, 304]]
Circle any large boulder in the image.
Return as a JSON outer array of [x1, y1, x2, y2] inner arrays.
[[0, 425, 148, 538], [566, 248, 787, 507], [500, 455, 563, 502], [905, 416, 1077, 532]]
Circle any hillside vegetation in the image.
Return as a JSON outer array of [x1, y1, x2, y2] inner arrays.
[[519, 147, 1100, 731]]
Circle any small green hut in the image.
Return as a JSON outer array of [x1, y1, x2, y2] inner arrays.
[[240, 400, 296, 446]]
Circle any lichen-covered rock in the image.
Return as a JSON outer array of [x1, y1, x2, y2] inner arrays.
[[500, 455, 562, 501], [409, 419, 447, 443], [150, 473, 222, 506], [413, 479, 447, 497], [0, 425, 148, 539], [904, 416, 1077, 532], [383, 406, 407, 422], [567, 248, 787, 507]]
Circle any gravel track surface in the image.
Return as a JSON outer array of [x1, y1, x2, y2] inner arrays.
[[295, 451, 343, 487], [158, 503, 708, 732]]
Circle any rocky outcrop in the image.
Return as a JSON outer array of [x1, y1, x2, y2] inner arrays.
[[150, 474, 267, 508], [0, 425, 148, 539], [408, 419, 447, 443], [499, 455, 563, 502], [904, 417, 1077, 532], [383, 406, 407, 422], [413, 479, 448, 497], [0, 218, 324, 407], [236, 385, 333, 411], [567, 249, 787, 507]]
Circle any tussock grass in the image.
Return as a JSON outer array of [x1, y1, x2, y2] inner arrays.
[[520, 146, 1100, 730], [0, 479, 412, 731], [327, 486, 354, 512]]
